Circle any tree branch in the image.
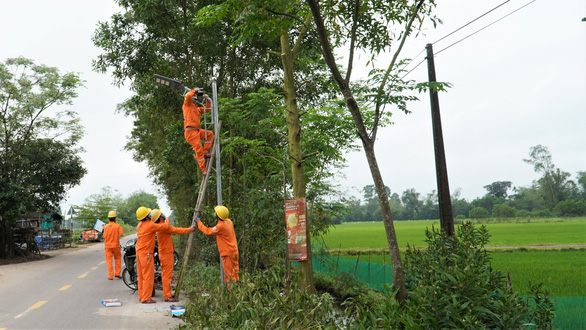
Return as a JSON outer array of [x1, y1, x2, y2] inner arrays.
[[345, 0, 360, 83], [371, 0, 425, 141], [302, 151, 320, 160]]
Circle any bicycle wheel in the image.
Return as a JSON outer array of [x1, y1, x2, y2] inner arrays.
[[122, 267, 138, 290]]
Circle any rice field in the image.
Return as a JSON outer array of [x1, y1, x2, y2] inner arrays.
[[318, 218, 586, 297]]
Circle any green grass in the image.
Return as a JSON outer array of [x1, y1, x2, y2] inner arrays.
[[333, 249, 586, 297], [319, 218, 586, 298], [490, 250, 586, 296], [319, 218, 586, 251]]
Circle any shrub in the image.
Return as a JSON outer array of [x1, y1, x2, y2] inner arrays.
[[492, 204, 516, 218], [469, 206, 489, 219], [553, 199, 586, 217], [531, 209, 553, 217], [398, 222, 554, 328], [180, 266, 339, 329], [515, 209, 530, 218]]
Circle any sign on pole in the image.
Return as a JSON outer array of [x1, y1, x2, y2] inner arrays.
[[285, 198, 307, 261]]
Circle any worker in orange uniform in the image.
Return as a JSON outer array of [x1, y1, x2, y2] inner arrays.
[[197, 205, 239, 284], [135, 206, 169, 303], [103, 211, 123, 280], [183, 88, 213, 175], [151, 209, 195, 302]]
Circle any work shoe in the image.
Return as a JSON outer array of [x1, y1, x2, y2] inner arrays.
[[165, 297, 179, 302], [204, 152, 211, 159], [108, 278, 113, 280], [115, 275, 121, 279]]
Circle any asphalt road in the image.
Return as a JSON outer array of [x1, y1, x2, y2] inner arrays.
[[0, 235, 185, 329]]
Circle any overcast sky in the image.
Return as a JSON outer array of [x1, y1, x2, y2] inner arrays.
[[1, 1, 584, 215]]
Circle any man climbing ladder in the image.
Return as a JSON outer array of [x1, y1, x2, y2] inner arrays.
[[183, 88, 213, 176]]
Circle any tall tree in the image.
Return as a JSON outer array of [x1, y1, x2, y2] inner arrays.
[[93, 0, 357, 280], [75, 186, 123, 229], [483, 181, 512, 199], [523, 145, 574, 208], [116, 190, 160, 226], [196, 0, 359, 291], [0, 57, 86, 258], [305, 0, 440, 302]]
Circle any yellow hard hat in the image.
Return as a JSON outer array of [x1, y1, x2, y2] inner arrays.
[[108, 210, 117, 218], [151, 209, 163, 223], [215, 205, 229, 220], [136, 206, 152, 221]]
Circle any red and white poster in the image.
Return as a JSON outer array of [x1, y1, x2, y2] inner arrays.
[[285, 198, 307, 261]]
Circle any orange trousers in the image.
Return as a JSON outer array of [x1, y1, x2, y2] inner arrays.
[[184, 129, 213, 172], [104, 247, 122, 279], [159, 253, 175, 299], [222, 254, 239, 283], [136, 252, 155, 302]]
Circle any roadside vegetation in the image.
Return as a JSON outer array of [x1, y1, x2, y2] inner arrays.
[[179, 222, 554, 328]]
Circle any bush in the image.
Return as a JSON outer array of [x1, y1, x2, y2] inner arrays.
[[515, 209, 530, 218], [469, 206, 489, 219], [180, 265, 339, 329], [531, 209, 553, 217], [492, 204, 516, 218], [398, 222, 554, 329], [553, 199, 586, 217]]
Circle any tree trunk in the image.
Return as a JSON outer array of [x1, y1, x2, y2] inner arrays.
[[306, 0, 406, 302], [280, 33, 315, 293]]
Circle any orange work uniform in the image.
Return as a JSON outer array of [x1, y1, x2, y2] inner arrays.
[[136, 219, 169, 302], [183, 89, 213, 173], [157, 218, 191, 300], [198, 218, 239, 283], [103, 221, 123, 279]]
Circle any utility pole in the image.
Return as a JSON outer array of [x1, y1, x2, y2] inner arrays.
[[426, 43, 455, 237]]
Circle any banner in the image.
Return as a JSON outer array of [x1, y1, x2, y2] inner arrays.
[[285, 198, 307, 261], [94, 219, 106, 233]]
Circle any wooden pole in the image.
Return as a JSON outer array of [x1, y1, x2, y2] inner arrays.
[[426, 43, 455, 237]]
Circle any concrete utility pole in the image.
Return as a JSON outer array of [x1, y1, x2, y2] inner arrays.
[[426, 43, 455, 237]]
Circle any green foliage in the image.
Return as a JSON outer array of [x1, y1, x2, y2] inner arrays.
[[0, 57, 86, 258], [75, 187, 123, 229], [553, 199, 586, 217], [484, 181, 512, 198], [525, 282, 556, 329], [115, 190, 160, 226], [180, 265, 339, 329], [400, 222, 553, 328], [492, 204, 516, 218], [469, 206, 490, 219]]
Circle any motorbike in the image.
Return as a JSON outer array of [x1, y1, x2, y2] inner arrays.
[[121, 238, 179, 295]]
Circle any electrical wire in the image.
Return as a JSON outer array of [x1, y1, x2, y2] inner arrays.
[[400, 0, 537, 79], [435, 0, 537, 56], [433, 0, 511, 45]]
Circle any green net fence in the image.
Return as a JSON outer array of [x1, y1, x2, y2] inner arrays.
[[303, 250, 585, 329]]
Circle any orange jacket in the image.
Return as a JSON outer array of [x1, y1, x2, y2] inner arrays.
[[157, 218, 191, 255], [198, 218, 238, 256], [103, 221, 123, 249], [136, 220, 169, 253], [183, 90, 211, 130]]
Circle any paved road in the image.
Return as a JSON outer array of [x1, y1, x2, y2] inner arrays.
[[0, 236, 185, 329]]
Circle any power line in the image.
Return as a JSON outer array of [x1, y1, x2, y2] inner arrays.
[[433, 0, 512, 45], [435, 0, 537, 56], [401, 0, 537, 79]]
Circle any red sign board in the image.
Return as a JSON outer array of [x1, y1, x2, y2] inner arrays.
[[285, 198, 307, 261]]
